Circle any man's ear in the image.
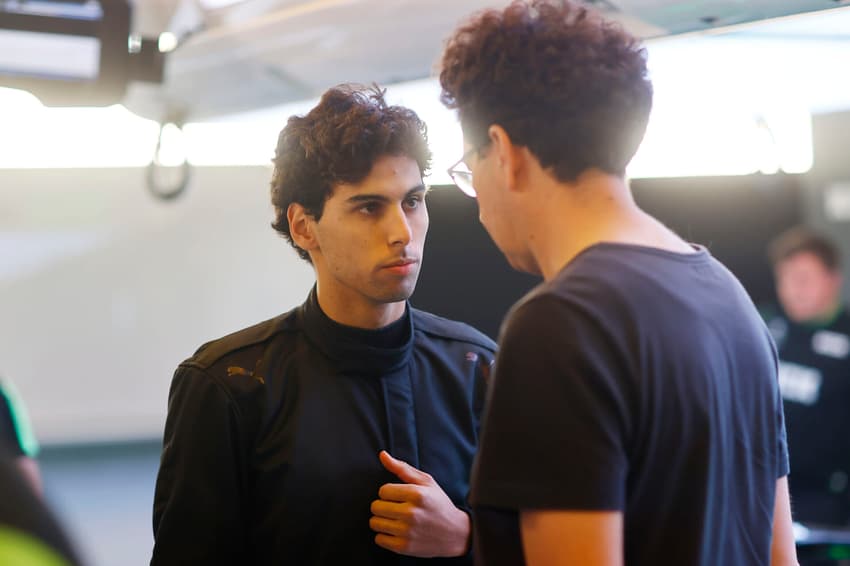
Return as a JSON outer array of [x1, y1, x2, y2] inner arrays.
[[287, 203, 318, 254], [487, 124, 527, 193]]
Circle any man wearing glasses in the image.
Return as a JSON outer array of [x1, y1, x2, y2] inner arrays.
[[151, 84, 495, 565], [440, 1, 797, 565]]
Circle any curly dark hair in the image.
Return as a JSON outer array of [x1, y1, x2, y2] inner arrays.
[[270, 84, 432, 261], [769, 226, 841, 272], [439, 0, 652, 181]]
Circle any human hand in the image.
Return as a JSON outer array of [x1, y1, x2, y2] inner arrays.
[[369, 450, 471, 557]]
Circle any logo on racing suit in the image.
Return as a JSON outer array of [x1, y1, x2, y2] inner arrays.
[[778, 361, 823, 406], [812, 330, 850, 359]]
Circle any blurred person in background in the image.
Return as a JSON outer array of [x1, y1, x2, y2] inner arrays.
[[0, 376, 81, 565], [0, 457, 82, 566], [765, 226, 850, 528], [151, 84, 496, 565]]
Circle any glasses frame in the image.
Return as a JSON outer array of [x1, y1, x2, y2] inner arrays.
[[447, 146, 479, 198]]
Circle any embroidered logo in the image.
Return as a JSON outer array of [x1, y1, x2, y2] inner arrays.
[[226, 360, 266, 384]]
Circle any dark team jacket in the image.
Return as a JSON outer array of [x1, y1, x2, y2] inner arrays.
[[765, 305, 850, 524], [151, 289, 496, 566]]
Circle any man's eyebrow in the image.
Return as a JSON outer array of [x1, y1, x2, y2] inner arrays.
[[345, 184, 427, 204], [346, 194, 389, 204], [407, 184, 427, 196]]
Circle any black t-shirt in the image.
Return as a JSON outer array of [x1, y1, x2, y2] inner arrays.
[[471, 243, 788, 566], [765, 306, 850, 525]]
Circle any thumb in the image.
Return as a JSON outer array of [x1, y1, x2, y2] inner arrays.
[[379, 450, 433, 486]]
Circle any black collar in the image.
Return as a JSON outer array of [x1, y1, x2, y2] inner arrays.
[[299, 287, 414, 375]]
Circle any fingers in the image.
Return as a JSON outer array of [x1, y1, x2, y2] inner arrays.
[[369, 516, 407, 537], [378, 482, 421, 503], [379, 451, 434, 486], [370, 505, 415, 556], [371, 498, 412, 520]]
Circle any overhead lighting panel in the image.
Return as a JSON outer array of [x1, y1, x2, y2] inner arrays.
[[0, 0, 164, 106]]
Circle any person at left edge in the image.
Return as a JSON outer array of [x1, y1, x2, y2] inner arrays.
[[150, 84, 496, 565]]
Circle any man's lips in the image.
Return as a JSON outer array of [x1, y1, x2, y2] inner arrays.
[[381, 259, 419, 274]]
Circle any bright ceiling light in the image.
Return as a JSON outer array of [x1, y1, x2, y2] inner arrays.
[[197, 0, 250, 9], [157, 32, 178, 53]]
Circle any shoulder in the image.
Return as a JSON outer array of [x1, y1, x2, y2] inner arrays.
[[186, 309, 299, 369], [499, 285, 621, 365], [502, 289, 586, 342], [166, 311, 301, 416], [411, 309, 497, 353], [507, 277, 599, 326]]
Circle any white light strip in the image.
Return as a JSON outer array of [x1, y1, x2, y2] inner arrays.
[[197, 0, 250, 9], [0, 29, 100, 80], [0, 34, 824, 175], [0, 93, 160, 168]]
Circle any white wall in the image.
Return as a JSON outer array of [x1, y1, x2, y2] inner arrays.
[[0, 166, 315, 443]]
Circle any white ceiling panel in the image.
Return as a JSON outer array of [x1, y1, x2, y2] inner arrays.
[[121, 0, 847, 121]]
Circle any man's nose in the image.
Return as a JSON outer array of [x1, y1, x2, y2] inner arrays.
[[386, 205, 413, 247]]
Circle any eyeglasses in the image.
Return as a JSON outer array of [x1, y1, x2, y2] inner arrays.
[[447, 147, 478, 198]]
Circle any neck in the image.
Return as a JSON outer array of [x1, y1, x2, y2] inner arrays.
[[523, 170, 691, 280], [801, 301, 844, 327], [315, 282, 406, 329]]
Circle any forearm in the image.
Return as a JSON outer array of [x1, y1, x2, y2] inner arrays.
[[770, 476, 799, 566]]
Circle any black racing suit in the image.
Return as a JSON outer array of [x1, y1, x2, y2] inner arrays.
[[152, 288, 496, 565]]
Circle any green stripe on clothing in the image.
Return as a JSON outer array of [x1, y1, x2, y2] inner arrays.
[[0, 379, 40, 457]]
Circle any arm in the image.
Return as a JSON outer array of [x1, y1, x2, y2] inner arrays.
[[770, 476, 798, 566], [369, 451, 470, 557], [520, 509, 623, 566], [151, 366, 250, 566]]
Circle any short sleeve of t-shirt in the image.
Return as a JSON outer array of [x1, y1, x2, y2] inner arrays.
[[770, 337, 791, 479], [776, 390, 790, 478], [471, 293, 632, 511]]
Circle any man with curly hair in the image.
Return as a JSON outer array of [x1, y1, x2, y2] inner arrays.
[[439, 2, 797, 565], [151, 85, 495, 565]]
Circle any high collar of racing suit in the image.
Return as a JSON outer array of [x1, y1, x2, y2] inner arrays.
[[299, 286, 414, 376]]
